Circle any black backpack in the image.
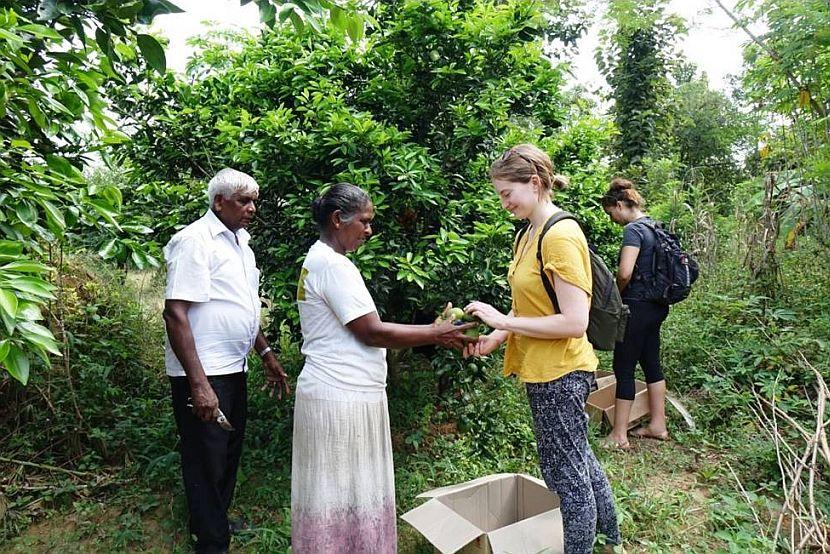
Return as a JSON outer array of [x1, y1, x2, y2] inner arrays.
[[635, 220, 699, 305], [515, 212, 628, 351]]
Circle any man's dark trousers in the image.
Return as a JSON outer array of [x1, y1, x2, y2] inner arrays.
[[170, 372, 247, 554]]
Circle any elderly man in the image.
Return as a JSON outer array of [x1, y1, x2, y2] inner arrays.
[[163, 168, 290, 554]]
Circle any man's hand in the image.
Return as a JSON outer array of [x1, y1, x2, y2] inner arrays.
[[191, 382, 219, 422], [261, 353, 291, 400], [433, 319, 478, 350]]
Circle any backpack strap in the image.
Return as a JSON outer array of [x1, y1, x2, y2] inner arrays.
[[535, 211, 578, 314], [513, 222, 531, 256], [637, 218, 663, 277]]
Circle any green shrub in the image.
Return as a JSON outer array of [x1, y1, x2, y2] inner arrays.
[[111, 0, 619, 337]]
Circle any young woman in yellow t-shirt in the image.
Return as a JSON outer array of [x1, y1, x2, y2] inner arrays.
[[464, 144, 620, 553]]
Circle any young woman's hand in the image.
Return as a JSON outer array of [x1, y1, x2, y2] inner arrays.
[[462, 333, 503, 358], [464, 301, 509, 330]]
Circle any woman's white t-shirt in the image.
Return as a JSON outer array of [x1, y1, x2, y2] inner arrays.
[[297, 240, 387, 392]]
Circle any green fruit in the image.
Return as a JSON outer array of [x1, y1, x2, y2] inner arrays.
[[447, 307, 465, 321], [463, 326, 481, 339]]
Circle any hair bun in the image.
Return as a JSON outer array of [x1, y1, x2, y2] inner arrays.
[[609, 177, 634, 192], [552, 174, 570, 190]]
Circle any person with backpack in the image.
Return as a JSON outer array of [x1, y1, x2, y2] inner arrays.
[[463, 144, 621, 553], [601, 177, 679, 448]]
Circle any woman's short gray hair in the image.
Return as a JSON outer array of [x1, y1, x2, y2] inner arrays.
[[207, 168, 259, 205]]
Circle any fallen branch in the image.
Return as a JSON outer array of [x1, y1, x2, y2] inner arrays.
[[0, 456, 93, 478], [751, 356, 830, 553]]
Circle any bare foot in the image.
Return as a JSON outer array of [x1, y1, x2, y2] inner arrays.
[[631, 426, 669, 441], [602, 434, 630, 449]]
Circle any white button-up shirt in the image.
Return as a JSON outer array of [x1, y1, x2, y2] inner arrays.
[[163, 209, 261, 377]]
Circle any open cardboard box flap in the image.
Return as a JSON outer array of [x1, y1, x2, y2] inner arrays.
[[402, 473, 563, 554], [400, 497, 485, 554]]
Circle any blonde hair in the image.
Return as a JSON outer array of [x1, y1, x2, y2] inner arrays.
[[489, 143, 569, 196], [600, 177, 645, 209]]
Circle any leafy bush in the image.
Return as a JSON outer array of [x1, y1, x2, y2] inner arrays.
[[0, 255, 171, 469], [112, 0, 619, 338], [0, 1, 181, 383]]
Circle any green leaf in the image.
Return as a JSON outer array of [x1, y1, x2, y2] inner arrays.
[[8, 277, 56, 299], [46, 154, 85, 181], [137, 0, 184, 25], [15, 202, 38, 226], [10, 139, 31, 149], [95, 27, 111, 57], [136, 34, 166, 74], [0, 307, 14, 335], [0, 241, 23, 256], [330, 5, 347, 32], [0, 289, 18, 320], [4, 345, 30, 385], [99, 185, 123, 208], [0, 261, 53, 273], [16, 302, 43, 321], [120, 223, 153, 234], [18, 322, 62, 356], [27, 98, 47, 129], [1, 261, 52, 273], [346, 13, 363, 42], [289, 10, 304, 30], [40, 200, 66, 234], [0, 340, 9, 363], [18, 24, 63, 40], [98, 238, 118, 259], [258, 2, 276, 26], [87, 198, 122, 229], [0, 28, 24, 50], [130, 249, 148, 269]]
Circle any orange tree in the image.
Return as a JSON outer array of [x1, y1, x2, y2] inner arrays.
[[112, 0, 618, 384]]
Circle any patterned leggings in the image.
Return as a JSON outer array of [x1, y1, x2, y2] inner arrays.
[[526, 371, 621, 553]]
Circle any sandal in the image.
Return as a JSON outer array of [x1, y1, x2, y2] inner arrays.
[[631, 427, 669, 441]]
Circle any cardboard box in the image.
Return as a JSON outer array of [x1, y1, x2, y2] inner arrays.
[[401, 473, 564, 554], [587, 370, 650, 429]]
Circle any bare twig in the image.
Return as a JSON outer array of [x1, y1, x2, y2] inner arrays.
[[726, 461, 764, 531], [0, 456, 92, 478], [752, 355, 830, 553]]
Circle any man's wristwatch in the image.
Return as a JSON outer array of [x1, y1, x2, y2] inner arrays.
[[258, 346, 272, 358]]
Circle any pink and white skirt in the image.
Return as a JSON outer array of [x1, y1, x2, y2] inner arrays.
[[291, 372, 397, 553]]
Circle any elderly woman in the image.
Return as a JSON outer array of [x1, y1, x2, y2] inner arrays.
[[291, 183, 473, 553]]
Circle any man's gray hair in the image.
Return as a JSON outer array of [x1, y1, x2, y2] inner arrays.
[[207, 168, 259, 205]]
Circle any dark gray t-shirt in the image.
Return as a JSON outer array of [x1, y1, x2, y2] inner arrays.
[[620, 216, 657, 301]]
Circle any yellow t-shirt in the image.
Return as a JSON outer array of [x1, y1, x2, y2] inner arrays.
[[503, 215, 598, 382]]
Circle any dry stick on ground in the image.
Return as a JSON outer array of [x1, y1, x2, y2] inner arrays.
[[726, 461, 764, 530], [752, 356, 830, 552], [0, 456, 92, 478]]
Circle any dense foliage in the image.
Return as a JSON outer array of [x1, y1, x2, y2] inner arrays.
[[596, 0, 684, 171], [1, 0, 830, 552], [112, 0, 619, 335], [0, 1, 188, 385]]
